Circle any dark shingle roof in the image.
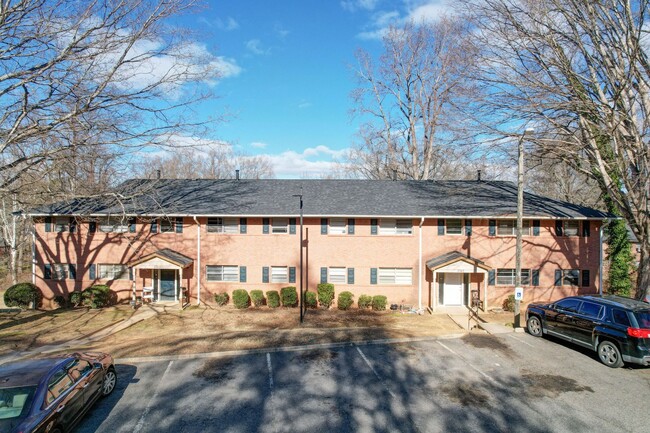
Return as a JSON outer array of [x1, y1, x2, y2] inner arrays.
[[29, 179, 611, 219], [129, 248, 194, 268], [426, 251, 488, 270]]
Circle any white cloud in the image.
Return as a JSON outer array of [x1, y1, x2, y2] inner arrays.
[[264, 145, 350, 178], [217, 17, 240, 31], [250, 141, 268, 149], [245, 39, 269, 55], [274, 23, 290, 39], [341, 0, 379, 12], [407, 1, 456, 23]]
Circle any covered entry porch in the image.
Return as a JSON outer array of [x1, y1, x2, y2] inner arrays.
[[129, 248, 194, 306], [426, 251, 491, 312]]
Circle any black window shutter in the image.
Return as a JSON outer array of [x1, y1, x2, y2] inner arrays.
[[581, 270, 590, 287], [533, 220, 540, 236], [176, 217, 183, 233], [347, 219, 355, 235], [45, 217, 52, 232], [488, 270, 495, 285], [320, 267, 327, 284], [44, 264, 52, 279], [240, 218, 247, 234], [129, 217, 136, 233], [347, 268, 355, 284], [68, 264, 77, 280], [69, 218, 77, 233], [555, 269, 562, 286], [289, 218, 296, 234], [489, 220, 496, 236], [555, 221, 563, 236], [89, 221, 97, 233], [289, 267, 296, 283], [263, 218, 270, 234], [129, 267, 134, 281], [262, 266, 269, 283], [582, 221, 590, 237], [151, 220, 158, 233], [438, 219, 445, 235], [89, 264, 96, 280], [370, 268, 377, 285], [240, 266, 247, 283], [465, 219, 472, 236], [532, 269, 540, 286], [371, 219, 378, 235], [321, 218, 328, 235]]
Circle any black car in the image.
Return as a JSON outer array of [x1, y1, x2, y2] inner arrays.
[[525, 295, 650, 368], [0, 352, 116, 433]]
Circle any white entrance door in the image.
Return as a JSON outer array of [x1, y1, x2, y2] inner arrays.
[[443, 273, 463, 305]]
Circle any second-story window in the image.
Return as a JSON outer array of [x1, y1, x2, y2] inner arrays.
[[379, 219, 412, 235], [329, 218, 346, 235], [272, 218, 288, 234], [207, 218, 238, 233]]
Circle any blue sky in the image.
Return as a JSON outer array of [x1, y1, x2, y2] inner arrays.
[[175, 0, 455, 178]]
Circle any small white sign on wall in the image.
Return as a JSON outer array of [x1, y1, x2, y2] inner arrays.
[[514, 287, 524, 301]]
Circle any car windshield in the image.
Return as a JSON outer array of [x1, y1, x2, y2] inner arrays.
[[634, 311, 650, 328], [0, 385, 36, 431]]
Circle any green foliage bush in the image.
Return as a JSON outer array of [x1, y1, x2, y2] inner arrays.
[[502, 294, 516, 312], [3, 283, 42, 308], [69, 291, 83, 308], [337, 291, 354, 310], [250, 290, 265, 307], [214, 292, 229, 306], [53, 295, 67, 309], [305, 291, 317, 308], [267, 290, 280, 308], [82, 285, 113, 309], [280, 286, 298, 307], [317, 283, 335, 309], [232, 289, 250, 309], [371, 295, 387, 311], [358, 294, 372, 309]]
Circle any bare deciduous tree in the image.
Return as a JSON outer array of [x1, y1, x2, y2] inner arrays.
[[464, 0, 650, 298], [349, 17, 478, 180]]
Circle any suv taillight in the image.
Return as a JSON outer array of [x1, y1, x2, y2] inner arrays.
[[627, 327, 650, 338]]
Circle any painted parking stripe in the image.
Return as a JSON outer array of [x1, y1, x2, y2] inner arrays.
[[355, 346, 395, 398], [436, 340, 497, 384], [266, 353, 274, 390], [133, 361, 174, 433]]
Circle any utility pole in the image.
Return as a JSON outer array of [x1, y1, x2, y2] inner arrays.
[[293, 191, 304, 323], [515, 128, 534, 328]]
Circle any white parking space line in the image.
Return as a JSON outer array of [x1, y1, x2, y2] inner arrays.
[[266, 352, 274, 390], [133, 361, 173, 433], [355, 346, 396, 398], [509, 334, 535, 347], [436, 341, 497, 384]]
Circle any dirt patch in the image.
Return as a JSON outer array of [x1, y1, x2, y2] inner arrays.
[[441, 381, 491, 407], [461, 334, 514, 357], [521, 372, 594, 398], [193, 358, 235, 383]]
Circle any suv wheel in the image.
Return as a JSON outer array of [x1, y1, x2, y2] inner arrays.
[[527, 316, 543, 337], [598, 340, 624, 368]]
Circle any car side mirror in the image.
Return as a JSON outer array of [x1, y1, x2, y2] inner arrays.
[[93, 362, 103, 370]]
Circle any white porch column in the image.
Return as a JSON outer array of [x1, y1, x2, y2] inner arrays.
[[179, 267, 183, 304], [483, 270, 489, 311], [432, 270, 438, 312]]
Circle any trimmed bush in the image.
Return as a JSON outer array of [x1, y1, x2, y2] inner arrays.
[[358, 294, 372, 309], [337, 291, 354, 310], [317, 283, 335, 309], [82, 285, 113, 309], [232, 289, 250, 309], [214, 292, 229, 306], [53, 295, 67, 309], [267, 290, 280, 308], [4, 283, 42, 308], [503, 294, 516, 312], [250, 290, 265, 307], [305, 291, 317, 309], [280, 286, 298, 307], [371, 295, 387, 311], [69, 291, 83, 308]]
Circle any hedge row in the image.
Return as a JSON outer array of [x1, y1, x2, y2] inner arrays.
[[4, 282, 116, 309]]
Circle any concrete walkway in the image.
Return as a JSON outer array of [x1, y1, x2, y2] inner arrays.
[[0, 305, 158, 365]]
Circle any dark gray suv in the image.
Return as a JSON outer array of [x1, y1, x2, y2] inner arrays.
[[525, 295, 650, 368]]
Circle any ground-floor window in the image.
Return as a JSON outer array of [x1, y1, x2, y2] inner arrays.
[[378, 268, 412, 285], [496, 268, 531, 286], [45, 263, 75, 280], [98, 264, 129, 280], [206, 265, 239, 282], [271, 266, 288, 283]]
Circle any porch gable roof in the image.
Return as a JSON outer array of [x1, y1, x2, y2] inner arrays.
[[426, 251, 491, 272], [129, 248, 193, 269]]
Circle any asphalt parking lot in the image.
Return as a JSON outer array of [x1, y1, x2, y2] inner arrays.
[[76, 332, 650, 433]]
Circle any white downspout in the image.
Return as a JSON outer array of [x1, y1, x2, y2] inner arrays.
[[418, 217, 424, 310], [599, 220, 604, 296], [31, 224, 36, 285], [193, 216, 201, 305]]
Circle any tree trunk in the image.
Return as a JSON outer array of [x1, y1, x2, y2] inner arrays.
[[637, 242, 650, 301]]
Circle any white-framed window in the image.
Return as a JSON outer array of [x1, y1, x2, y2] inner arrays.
[[98, 264, 129, 280], [271, 266, 288, 283], [50, 264, 69, 280], [206, 265, 239, 282], [446, 219, 463, 235], [98, 217, 129, 233], [563, 221, 579, 236], [561, 269, 580, 286], [378, 268, 412, 285], [207, 217, 238, 234], [160, 218, 175, 233], [379, 219, 412, 235], [496, 268, 531, 286], [54, 217, 70, 233], [328, 267, 346, 284], [329, 218, 346, 235], [497, 220, 530, 236], [272, 218, 288, 234]]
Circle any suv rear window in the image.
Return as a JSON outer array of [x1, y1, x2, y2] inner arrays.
[[633, 311, 650, 328], [612, 309, 631, 326]]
